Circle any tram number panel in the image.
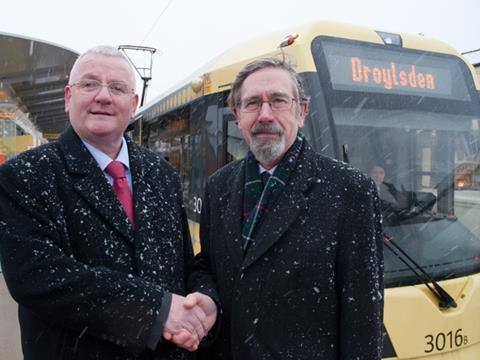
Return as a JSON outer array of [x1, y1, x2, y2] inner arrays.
[[192, 196, 202, 214], [424, 328, 468, 353]]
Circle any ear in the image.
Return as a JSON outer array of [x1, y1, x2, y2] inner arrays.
[[130, 94, 140, 118], [232, 107, 241, 127], [297, 100, 309, 128], [64, 85, 72, 113], [232, 106, 239, 119]]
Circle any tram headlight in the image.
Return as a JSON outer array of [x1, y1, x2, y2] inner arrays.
[[191, 77, 204, 93]]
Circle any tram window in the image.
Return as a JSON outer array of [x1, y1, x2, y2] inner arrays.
[[142, 108, 194, 199], [226, 116, 248, 163]]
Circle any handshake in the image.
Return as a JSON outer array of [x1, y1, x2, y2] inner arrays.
[[163, 292, 217, 351]]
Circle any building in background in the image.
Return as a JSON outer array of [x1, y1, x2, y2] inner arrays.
[[0, 33, 78, 164]]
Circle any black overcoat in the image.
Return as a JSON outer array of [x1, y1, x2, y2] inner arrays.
[[190, 141, 384, 359], [0, 127, 195, 359]]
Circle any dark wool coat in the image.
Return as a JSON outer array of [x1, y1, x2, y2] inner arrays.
[[0, 127, 195, 360], [190, 141, 384, 360]]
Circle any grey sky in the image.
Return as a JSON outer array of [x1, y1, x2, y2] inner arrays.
[[3, 0, 479, 104]]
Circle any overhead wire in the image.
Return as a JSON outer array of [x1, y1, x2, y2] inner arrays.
[[462, 48, 480, 55], [123, 0, 173, 103], [139, 0, 174, 46]]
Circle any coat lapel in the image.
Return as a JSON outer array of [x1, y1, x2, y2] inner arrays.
[[241, 146, 316, 270], [221, 161, 246, 266], [59, 128, 134, 242], [127, 139, 158, 240]]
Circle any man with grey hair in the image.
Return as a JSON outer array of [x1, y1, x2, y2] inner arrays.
[[0, 46, 216, 359], [189, 58, 384, 359]]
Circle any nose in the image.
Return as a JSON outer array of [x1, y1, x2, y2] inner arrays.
[[257, 101, 275, 122], [94, 85, 113, 103]]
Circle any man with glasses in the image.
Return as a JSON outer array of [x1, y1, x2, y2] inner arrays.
[[189, 58, 384, 359], [0, 46, 216, 359]]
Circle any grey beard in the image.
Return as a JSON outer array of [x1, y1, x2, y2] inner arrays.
[[250, 136, 286, 165]]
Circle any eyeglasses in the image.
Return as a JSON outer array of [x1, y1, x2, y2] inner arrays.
[[70, 79, 134, 96], [240, 96, 297, 113]]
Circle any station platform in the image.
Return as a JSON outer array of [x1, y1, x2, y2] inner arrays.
[[0, 274, 21, 359]]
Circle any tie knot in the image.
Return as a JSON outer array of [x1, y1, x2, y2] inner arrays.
[[105, 161, 126, 180], [261, 171, 271, 187]]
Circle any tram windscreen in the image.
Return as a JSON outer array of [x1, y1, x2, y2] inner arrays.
[[312, 37, 480, 287]]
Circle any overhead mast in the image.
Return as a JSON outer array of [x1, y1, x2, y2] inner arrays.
[[118, 45, 157, 143]]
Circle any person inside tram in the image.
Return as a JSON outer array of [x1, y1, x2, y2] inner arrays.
[[369, 163, 406, 222], [369, 163, 436, 222]]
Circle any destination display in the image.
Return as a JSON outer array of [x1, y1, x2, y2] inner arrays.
[[320, 40, 471, 101]]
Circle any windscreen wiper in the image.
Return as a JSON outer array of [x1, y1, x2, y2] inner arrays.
[[384, 234, 457, 309]]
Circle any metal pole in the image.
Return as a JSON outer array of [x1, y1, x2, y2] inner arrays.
[[118, 45, 157, 144]]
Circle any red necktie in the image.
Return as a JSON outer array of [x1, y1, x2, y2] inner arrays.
[[105, 161, 135, 225]]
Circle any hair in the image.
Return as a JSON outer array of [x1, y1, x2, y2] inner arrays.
[[227, 57, 309, 110], [370, 162, 384, 170], [69, 45, 136, 90]]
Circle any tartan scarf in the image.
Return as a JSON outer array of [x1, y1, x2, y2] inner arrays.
[[241, 134, 304, 252]]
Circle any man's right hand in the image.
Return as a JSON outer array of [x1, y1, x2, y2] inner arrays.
[[163, 294, 207, 351], [163, 293, 217, 351]]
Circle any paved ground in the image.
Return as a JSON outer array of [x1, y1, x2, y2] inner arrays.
[[0, 274, 21, 359]]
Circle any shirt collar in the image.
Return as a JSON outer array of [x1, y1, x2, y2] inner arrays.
[[258, 164, 277, 175], [82, 137, 130, 171]]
